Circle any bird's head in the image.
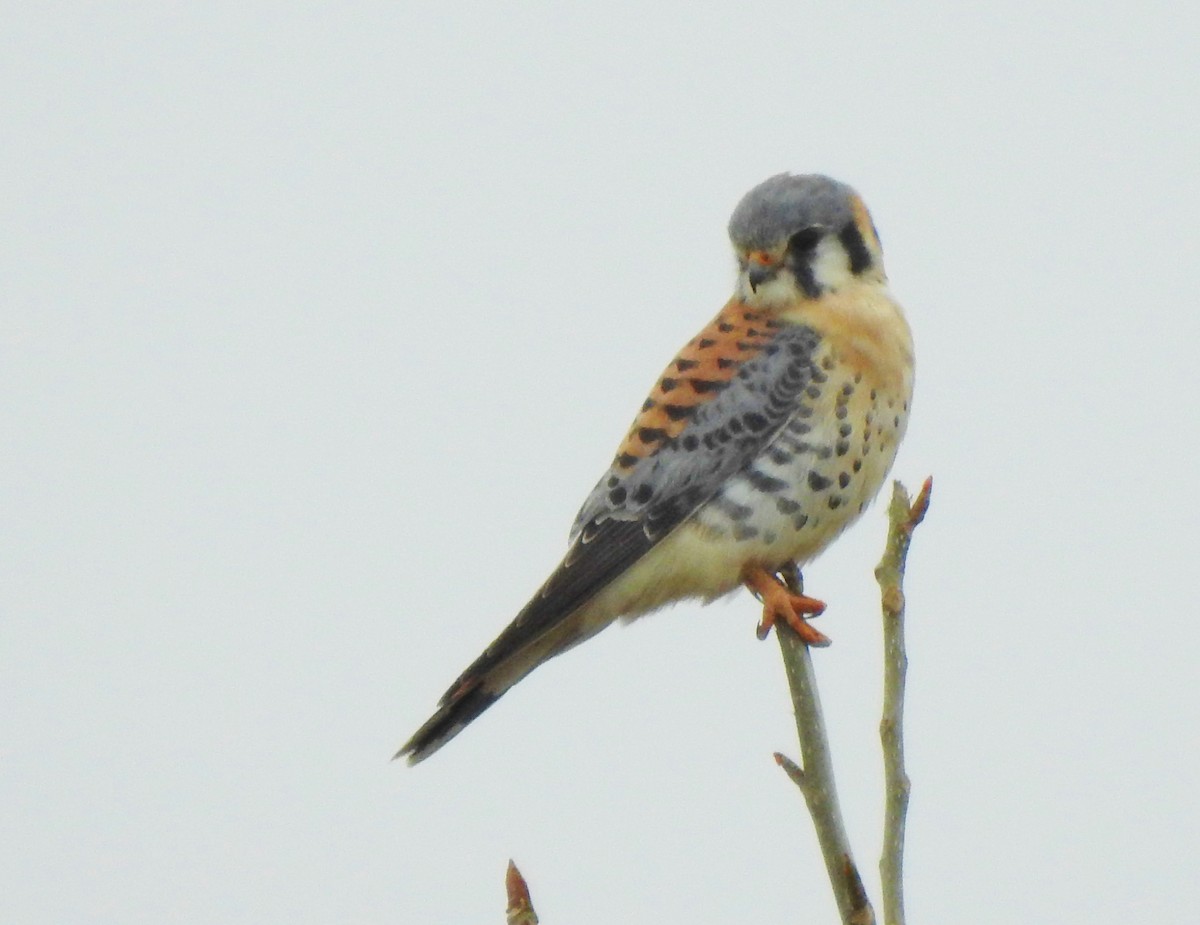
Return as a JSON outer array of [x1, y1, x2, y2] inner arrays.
[[728, 173, 886, 306]]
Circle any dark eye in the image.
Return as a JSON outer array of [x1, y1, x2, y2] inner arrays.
[[788, 227, 823, 253]]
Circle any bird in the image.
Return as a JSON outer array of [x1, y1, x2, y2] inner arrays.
[[398, 173, 914, 765]]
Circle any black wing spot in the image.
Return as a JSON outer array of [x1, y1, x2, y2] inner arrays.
[[745, 468, 787, 493]]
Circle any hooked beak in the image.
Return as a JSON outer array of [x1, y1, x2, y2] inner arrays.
[[747, 264, 777, 293]]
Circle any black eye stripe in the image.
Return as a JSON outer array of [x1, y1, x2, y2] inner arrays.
[[787, 227, 822, 253]]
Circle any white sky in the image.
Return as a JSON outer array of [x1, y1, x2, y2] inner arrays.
[[3, 3, 1198, 922]]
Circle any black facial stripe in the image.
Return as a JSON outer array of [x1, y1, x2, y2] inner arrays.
[[838, 221, 873, 275], [791, 257, 821, 299]]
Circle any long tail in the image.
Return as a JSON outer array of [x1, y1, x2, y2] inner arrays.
[[395, 606, 606, 765], [394, 678, 504, 765], [397, 518, 656, 764]]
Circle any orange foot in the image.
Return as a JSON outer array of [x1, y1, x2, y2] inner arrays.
[[742, 564, 830, 647]]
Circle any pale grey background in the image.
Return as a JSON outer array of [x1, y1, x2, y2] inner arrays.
[[3, 3, 1198, 923]]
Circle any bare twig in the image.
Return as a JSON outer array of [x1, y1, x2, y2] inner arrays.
[[875, 477, 932, 925], [505, 860, 539, 925], [776, 571, 876, 925]]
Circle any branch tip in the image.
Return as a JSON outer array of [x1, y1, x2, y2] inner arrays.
[[505, 860, 538, 925], [773, 751, 807, 789]]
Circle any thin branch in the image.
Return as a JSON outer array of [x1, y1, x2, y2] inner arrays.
[[775, 571, 876, 925], [505, 860, 539, 925], [874, 477, 932, 925]]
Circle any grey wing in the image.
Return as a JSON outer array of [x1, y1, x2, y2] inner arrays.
[[457, 322, 823, 684]]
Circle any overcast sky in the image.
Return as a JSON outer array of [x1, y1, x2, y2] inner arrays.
[[4, 3, 1199, 923]]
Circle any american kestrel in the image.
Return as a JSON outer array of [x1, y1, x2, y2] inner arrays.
[[398, 173, 914, 764]]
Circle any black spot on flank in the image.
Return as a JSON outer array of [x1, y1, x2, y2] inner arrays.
[[804, 385, 821, 399], [853, 459, 863, 472], [841, 382, 855, 396], [836, 405, 848, 420], [764, 531, 778, 545], [728, 417, 744, 434], [870, 389, 878, 400], [745, 468, 787, 493], [720, 498, 753, 520], [607, 475, 619, 488], [689, 378, 724, 394], [717, 357, 737, 369], [718, 322, 734, 333], [743, 412, 769, 432], [764, 343, 780, 356], [734, 524, 759, 541], [642, 398, 656, 411], [632, 484, 653, 504], [859, 501, 868, 513], [608, 486, 627, 505], [638, 427, 667, 443], [828, 496, 843, 510], [664, 404, 694, 421], [616, 453, 638, 469], [854, 372, 863, 383], [835, 440, 850, 457], [839, 423, 853, 437], [793, 513, 809, 529], [742, 311, 759, 321], [903, 400, 909, 411], [746, 328, 760, 337], [839, 221, 873, 274], [776, 497, 800, 514], [838, 472, 851, 489], [807, 471, 832, 492], [788, 420, 811, 434], [698, 338, 716, 348], [735, 341, 759, 352], [795, 404, 814, 418], [675, 358, 699, 372], [821, 356, 835, 370], [894, 415, 901, 427], [661, 377, 679, 392], [682, 434, 699, 451]]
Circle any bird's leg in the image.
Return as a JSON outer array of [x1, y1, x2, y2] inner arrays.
[[743, 564, 830, 646], [779, 560, 806, 596]]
